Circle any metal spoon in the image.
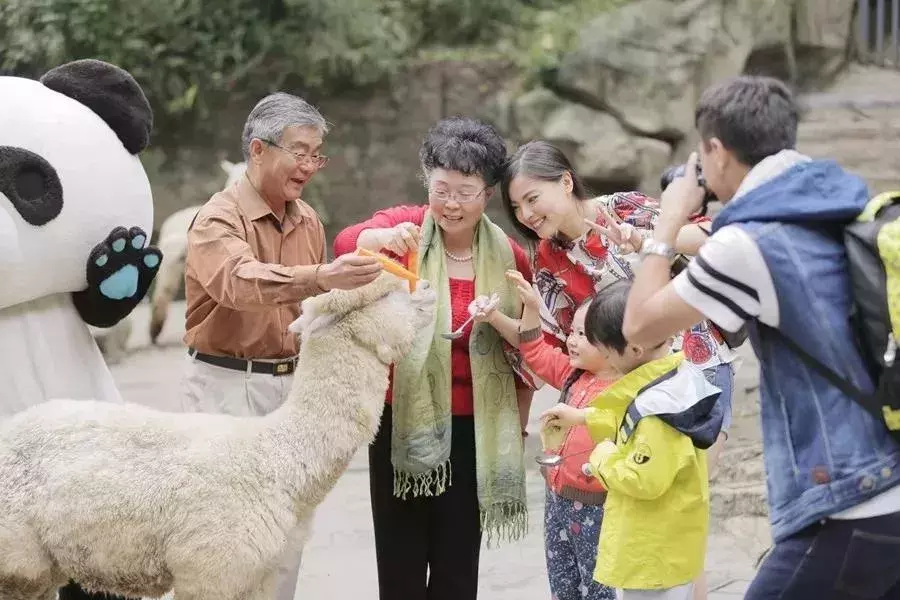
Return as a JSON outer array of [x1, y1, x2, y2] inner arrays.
[[535, 453, 563, 467], [441, 313, 476, 340]]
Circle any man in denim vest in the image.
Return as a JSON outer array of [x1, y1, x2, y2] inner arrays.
[[622, 75, 900, 598]]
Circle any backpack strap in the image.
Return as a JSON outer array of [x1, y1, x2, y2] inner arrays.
[[759, 323, 870, 405]]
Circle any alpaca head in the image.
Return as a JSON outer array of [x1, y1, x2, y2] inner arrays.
[[220, 159, 247, 188], [290, 273, 436, 364]]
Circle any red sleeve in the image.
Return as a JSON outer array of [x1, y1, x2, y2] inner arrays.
[[689, 214, 712, 227], [332, 205, 428, 257], [519, 337, 574, 390], [509, 238, 533, 281]]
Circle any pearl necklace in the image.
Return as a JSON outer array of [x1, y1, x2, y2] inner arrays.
[[444, 248, 473, 262]]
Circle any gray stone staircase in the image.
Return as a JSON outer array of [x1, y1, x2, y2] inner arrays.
[[797, 64, 900, 196]]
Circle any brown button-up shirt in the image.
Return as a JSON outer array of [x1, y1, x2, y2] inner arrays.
[[183, 177, 326, 359]]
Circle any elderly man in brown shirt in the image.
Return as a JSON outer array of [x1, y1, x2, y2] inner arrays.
[[181, 92, 381, 600]]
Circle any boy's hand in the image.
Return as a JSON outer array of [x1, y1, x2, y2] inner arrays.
[[589, 440, 618, 468], [540, 402, 586, 429], [505, 270, 541, 312]]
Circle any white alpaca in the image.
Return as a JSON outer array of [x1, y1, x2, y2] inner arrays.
[[0, 273, 435, 600], [149, 160, 246, 343]]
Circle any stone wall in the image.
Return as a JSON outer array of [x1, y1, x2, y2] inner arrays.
[[797, 64, 900, 196], [146, 59, 525, 249], [146, 0, 900, 256]]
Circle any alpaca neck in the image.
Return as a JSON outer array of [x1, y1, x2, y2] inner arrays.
[[260, 329, 389, 510]]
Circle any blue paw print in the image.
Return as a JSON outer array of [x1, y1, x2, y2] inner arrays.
[[87, 226, 162, 301]]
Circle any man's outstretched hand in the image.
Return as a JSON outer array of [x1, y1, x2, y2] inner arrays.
[[317, 253, 383, 291]]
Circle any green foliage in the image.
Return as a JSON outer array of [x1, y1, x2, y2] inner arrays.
[[513, 0, 632, 82], [0, 0, 629, 147]]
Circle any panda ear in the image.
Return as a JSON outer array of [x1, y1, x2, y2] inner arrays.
[[40, 59, 153, 155]]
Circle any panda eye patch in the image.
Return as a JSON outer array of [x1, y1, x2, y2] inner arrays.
[[0, 146, 63, 226], [16, 168, 45, 201]]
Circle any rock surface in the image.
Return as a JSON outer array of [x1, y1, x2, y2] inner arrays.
[[797, 64, 900, 196], [490, 0, 858, 197]]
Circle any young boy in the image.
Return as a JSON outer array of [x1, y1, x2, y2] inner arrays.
[[542, 280, 723, 600]]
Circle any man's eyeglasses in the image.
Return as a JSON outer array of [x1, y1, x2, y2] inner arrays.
[[428, 186, 488, 205], [261, 139, 329, 169]]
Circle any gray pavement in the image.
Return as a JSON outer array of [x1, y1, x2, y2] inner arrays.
[[108, 301, 756, 599]]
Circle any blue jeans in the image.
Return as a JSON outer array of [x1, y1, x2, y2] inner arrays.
[[703, 363, 734, 435], [544, 488, 615, 600], [745, 511, 900, 599]]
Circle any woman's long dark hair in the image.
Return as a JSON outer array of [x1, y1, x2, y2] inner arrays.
[[499, 140, 590, 241]]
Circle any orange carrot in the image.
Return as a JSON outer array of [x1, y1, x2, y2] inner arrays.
[[357, 247, 419, 291], [407, 250, 419, 291]]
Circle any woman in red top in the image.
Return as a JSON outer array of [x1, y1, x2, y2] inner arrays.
[[498, 140, 736, 600], [497, 141, 736, 420], [333, 117, 534, 600]]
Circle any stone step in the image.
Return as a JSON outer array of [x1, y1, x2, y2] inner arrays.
[[798, 120, 900, 143], [713, 446, 765, 486], [711, 481, 769, 518], [711, 515, 773, 568]]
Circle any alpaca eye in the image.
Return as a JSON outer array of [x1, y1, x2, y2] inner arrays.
[[0, 146, 63, 226]]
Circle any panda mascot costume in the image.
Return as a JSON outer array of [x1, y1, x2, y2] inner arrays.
[[0, 60, 161, 600]]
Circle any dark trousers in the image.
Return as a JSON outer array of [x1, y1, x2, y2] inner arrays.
[[369, 405, 482, 600], [746, 511, 900, 599], [58, 582, 134, 600]]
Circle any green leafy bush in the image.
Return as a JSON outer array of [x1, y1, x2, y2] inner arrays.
[[0, 0, 629, 147]]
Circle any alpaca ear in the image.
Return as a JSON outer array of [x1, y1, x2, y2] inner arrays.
[[220, 160, 235, 175], [290, 295, 325, 334]]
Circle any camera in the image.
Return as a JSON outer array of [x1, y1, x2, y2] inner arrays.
[[659, 162, 717, 216]]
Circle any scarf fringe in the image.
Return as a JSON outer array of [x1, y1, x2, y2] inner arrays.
[[392, 460, 453, 500], [480, 500, 529, 548]]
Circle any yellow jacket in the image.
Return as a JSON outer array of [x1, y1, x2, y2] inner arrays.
[[584, 352, 723, 590]]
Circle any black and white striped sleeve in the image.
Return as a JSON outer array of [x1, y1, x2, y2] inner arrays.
[[672, 225, 779, 331]]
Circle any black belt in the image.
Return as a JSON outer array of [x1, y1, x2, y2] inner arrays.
[[188, 348, 297, 376]]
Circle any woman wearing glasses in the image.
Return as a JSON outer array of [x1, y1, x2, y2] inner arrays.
[[333, 116, 534, 600]]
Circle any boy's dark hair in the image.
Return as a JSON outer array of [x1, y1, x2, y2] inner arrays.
[[499, 140, 591, 241], [695, 75, 799, 167], [419, 116, 508, 187], [585, 281, 631, 354]]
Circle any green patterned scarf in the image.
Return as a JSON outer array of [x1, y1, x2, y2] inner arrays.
[[391, 211, 528, 545]]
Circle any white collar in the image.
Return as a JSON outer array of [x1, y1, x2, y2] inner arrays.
[[731, 149, 812, 203]]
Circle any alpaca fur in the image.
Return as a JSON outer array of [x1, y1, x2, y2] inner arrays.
[[149, 160, 246, 343], [0, 273, 435, 600]]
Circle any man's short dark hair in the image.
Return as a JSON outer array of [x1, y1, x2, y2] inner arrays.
[[695, 75, 799, 167], [585, 281, 631, 354]]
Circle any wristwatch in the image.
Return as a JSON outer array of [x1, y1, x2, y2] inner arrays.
[[639, 238, 676, 260]]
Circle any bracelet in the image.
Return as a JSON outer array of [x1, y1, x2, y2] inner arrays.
[[314, 264, 327, 292]]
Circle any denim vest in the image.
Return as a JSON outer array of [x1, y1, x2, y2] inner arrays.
[[714, 159, 900, 542]]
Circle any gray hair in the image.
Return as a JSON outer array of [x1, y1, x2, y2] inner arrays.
[[240, 92, 329, 159]]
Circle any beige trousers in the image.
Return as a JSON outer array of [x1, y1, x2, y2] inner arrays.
[[180, 354, 301, 600]]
